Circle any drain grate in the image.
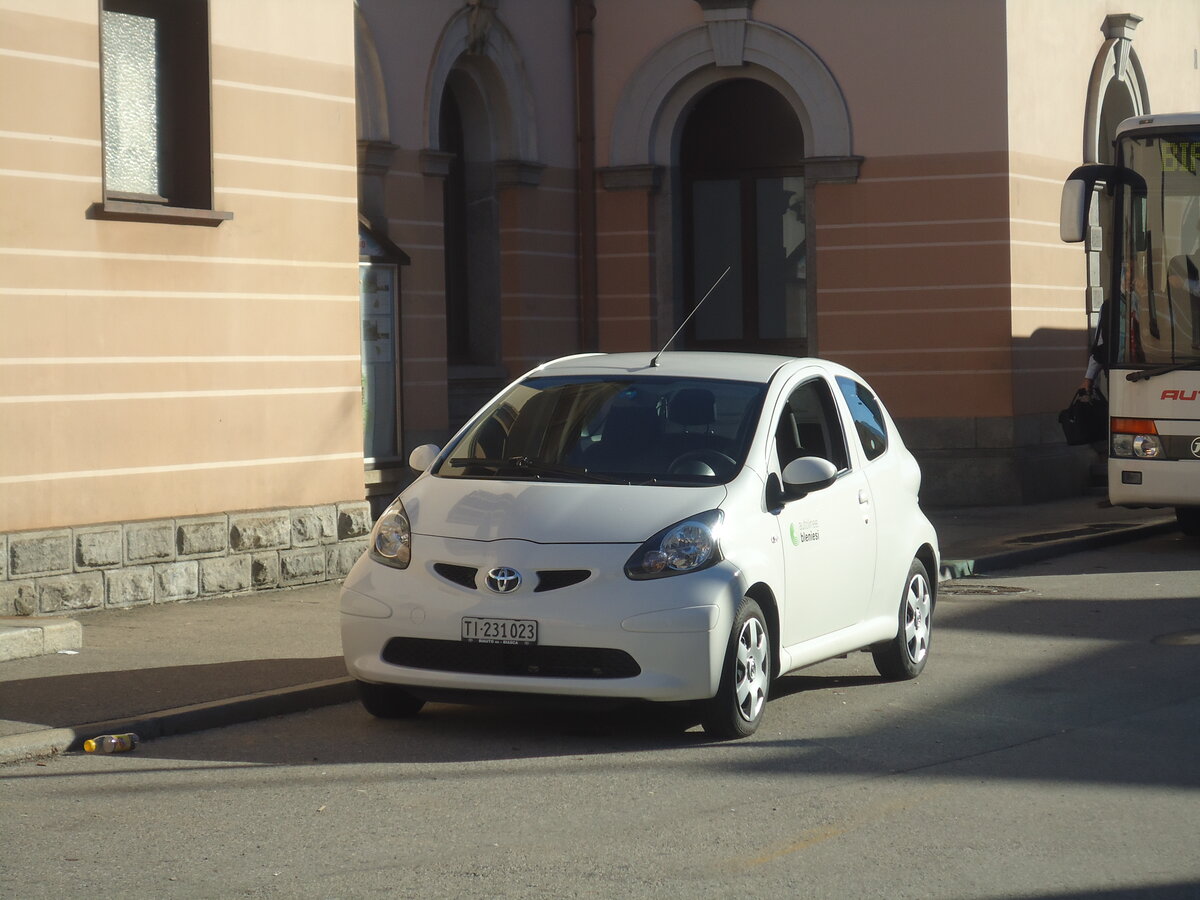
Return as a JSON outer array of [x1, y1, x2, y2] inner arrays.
[[940, 584, 1028, 596], [1153, 630, 1200, 646], [1006, 523, 1126, 545]]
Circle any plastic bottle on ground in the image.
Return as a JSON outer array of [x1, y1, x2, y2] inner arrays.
[[83, 733, 139, 753]]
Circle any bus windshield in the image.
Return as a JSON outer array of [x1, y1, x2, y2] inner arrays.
[[1114, 133, 1200, 367]]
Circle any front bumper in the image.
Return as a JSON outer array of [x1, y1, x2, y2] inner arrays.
[[340, 536, 746, 703]]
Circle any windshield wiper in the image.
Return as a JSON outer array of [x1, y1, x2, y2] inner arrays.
[[446, 456, 625, 484], [1125, 361, 1200, 382]]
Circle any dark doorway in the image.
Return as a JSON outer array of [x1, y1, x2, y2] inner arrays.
[[680, 79, 808, 354]]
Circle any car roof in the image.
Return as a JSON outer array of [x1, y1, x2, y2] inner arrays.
[[527, 351, 846, 385]]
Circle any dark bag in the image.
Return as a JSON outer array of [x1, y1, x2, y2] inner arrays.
[[1058, 388, 1108, 445]]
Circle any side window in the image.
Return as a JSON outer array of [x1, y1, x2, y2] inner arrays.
[[773, 378, 849, 472], [836, 376, 888, 461]]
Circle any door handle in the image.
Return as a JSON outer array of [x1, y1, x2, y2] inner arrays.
[[858, 489, 870, 505]]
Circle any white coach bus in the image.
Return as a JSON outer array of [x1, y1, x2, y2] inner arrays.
[[1062, 113, 1200, 536]]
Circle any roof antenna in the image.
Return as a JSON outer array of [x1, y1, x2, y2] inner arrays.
[[650, 265, 731, 368]]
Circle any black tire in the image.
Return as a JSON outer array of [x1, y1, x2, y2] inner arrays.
[[356, 680, 425, 719], [1176, 507, 1200, 537], [872, 559, 933, 681], [701, 597, 770, 740]]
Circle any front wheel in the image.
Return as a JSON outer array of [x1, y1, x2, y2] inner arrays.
[[701, 597, 770, 739], [1176, 507, 1200, 537], [871, 559, 933, 681], [356, 680, 425, 719]]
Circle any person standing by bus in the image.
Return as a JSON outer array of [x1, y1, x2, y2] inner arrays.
[[1079, 299, 1110, 397]]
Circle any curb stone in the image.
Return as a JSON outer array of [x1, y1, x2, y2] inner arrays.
[[0, 677, 356, 765], [0, 617, 82, 662], [939, 518, 1178, 580]]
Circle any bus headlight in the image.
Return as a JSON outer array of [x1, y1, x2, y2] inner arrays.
[[1112, 433, 1163, 459], [1111, 418, 1162, 460], [1133, 435, 1163, 458]]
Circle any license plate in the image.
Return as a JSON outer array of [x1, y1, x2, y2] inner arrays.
[[461, 616, 538, 645]]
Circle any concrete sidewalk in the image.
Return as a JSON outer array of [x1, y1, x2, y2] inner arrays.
[[0, 495, 1179, 765]]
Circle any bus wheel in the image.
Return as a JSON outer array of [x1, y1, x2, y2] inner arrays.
[[1177, 507, 1200, 537]]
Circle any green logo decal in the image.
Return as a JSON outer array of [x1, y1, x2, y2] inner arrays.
[[789, 520, 820, 546]]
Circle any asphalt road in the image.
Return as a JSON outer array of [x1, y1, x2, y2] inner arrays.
[[3, 531, 1198, 899]]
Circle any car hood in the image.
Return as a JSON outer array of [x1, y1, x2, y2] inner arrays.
[[403, 476, 729, 544]]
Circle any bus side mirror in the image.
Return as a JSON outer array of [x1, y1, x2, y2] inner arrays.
[[1060, 163, 1147, 244], [1060, 178, 1089, 243]]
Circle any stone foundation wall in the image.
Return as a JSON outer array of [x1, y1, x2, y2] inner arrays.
[[0, 502, 372, 617], [898, 413, 1094, 507]]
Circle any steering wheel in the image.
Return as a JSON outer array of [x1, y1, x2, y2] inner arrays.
[[667, 449, 737, 479]]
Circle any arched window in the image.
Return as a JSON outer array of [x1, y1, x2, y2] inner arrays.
[[440, 87, 471, 364], [681, 79, 807, 354]]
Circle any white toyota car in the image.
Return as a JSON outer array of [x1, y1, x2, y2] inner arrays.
[[341, 352, 939, 738]]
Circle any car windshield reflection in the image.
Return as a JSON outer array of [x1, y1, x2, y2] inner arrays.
[[434, 375, 767, 485]]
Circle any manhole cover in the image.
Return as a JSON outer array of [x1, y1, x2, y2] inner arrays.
[[1153, 630, 1200, 646], [1006, 523, 1126, 545], [940, 584, 1028, 596]]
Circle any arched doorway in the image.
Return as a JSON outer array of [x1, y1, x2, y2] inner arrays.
[[604, 20, 856, 358], [436, 65, 504, 425], [425, 7, 540, 429], [680, 79, 807, 354], [439, 82, 483, 367]]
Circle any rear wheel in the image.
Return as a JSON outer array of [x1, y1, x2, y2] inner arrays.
[[701, 597, 770, 739], [871, 559, 933, 681], [1176, 507, 1200, 537], [356, 680, 425, 719]]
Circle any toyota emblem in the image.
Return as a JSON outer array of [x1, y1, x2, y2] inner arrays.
[[485, 566, 522, 594], [1191, 437, 1200, 459]]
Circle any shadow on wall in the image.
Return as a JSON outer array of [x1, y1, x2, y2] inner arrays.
[[902, 325, 1098, 508]]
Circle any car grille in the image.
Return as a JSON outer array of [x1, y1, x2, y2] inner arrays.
[[382, 637, 641, 679], [534, 569, 590, 592], [433, 563, 477, 589], [431, 564, 592, 593]]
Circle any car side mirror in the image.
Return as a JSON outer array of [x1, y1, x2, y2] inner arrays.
[[781, 457, 838, 500], [408, 443, 440, 472]]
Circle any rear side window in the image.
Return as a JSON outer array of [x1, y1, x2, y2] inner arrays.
[[836, 376, 888, 461]]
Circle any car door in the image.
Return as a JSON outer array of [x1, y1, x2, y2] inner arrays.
[[771, 374, 878, 646], [835, 373, 917, 616]]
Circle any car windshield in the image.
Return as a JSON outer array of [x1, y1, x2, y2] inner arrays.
[[433, 375, 767, 485]]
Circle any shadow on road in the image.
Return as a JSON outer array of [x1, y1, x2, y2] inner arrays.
[[0, 657, 348, 731], [8, 539, 1199, 793]]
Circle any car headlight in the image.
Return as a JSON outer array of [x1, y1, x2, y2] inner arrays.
[[370, 501, 412, 569], [625, 510, 723, 580]]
